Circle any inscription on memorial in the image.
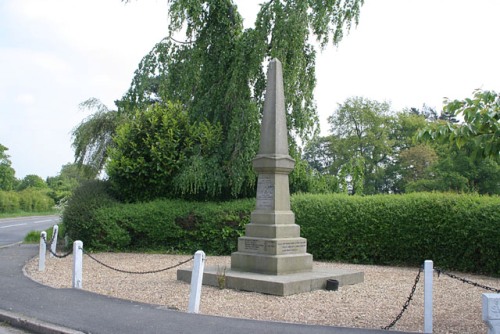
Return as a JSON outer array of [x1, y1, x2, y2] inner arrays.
[[256, 175, 274, 209], [241, 239, 306, 255], [243, 239, 276, 254], [279, 240, 306, 254]]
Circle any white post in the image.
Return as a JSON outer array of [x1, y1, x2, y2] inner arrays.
[[50, 225, 59, 258], [483, 294, 500, 334], [188, 250, 206, 313], [424, 260, 433, 334], [38, 231, 46, 271], [72, 240, 83, 289]]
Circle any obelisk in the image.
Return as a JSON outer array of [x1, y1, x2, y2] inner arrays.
[[177, 59, 363, 295], [231, 59, 313, 275]]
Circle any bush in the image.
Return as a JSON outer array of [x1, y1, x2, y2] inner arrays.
[[63, 190, 500, 276], [106, 103, 225, 202], [0, 191, 19, 212], [63, 180, 124, 249], [0, 189, 54, 213], [292, 192, 500, 275], [70, 198, 254, 254], [18, 189, 55, 212]]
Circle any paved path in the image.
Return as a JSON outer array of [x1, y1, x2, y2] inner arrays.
[[0, 244, 415, 334]]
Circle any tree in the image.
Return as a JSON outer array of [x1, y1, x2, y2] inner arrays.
[[17, 175, 47, 191], [327, 97, 393, 194], [107, 103, 225, 201], [46, 163, 97, 203], [419, 142, 500, 194], [303, 136, 334, 173], [419, 89, 500, 159], [0, 144, 16, 191], [71, 98, 127, 176], [398, 144, 438, 183], [384, 111, 432, 193], [76, 0, 364, 200], [409, 104, 439, 121]]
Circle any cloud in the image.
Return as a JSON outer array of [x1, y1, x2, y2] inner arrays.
[[0, 0, 169, 179], [15, 94, 35, 106]]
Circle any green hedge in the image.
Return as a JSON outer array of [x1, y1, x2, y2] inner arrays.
[[0, 189, 55, 213], [91, 199, 254, 253], [293, 193, 500, 275], [63, 181, 254, 253], [63, 186, 500, 275]]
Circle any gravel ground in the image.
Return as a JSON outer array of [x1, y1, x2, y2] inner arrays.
[[25, 253, 499, 333]]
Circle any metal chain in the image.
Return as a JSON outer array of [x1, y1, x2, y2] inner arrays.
[[435, 268, 500, 293], [41, 234, 54, 249], [82, 249, 194, 274], [47, 246, 74, 259], [42, 233, 73, 258], [382, 268, 422, 330]]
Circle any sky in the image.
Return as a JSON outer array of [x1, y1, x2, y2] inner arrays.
[[1, 0, 499, 180]]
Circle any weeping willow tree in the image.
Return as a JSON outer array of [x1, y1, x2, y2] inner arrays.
[[74, 0, 364, 200], [71, 98, 128, 176]]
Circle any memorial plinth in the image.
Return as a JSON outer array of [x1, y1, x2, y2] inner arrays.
[[178, 59, 363, 295]]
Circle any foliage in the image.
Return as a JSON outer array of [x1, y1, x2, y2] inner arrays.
[[305, 96, 499, 195], [0, 144, 17, 191], [68, 197, 254, 253], [64, 191, 500, 276], [71, 98, 127, 176], [46, 163, 97, 204], [23, 230, 42, 244], [406, 143, 500, 194], [398, 144, 438, 183], [289, 155, 340, 194], [62, 180, 121, 249], [0, 191, 18, 212], [326, 97, 394, 194], [0, 189, 54, 213], [292, 192, 500, 276], [384, 112, 435, 192], [107, 103, 225, 201], [419, 89, 500, 159], [85, 0, 364, 200], [17, 174, 47, 191], [24, 224, 65, 244], [303, 136, 333, 173]]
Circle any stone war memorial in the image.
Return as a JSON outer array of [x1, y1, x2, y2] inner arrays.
[[178, 59, 363, 296]]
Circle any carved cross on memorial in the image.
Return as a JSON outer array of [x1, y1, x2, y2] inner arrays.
[[231, 59, 313, 275]]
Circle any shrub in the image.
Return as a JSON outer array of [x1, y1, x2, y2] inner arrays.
[[63, 190, 500, 276], [18, 189, 54, 212], [292, 192, 500, 275], [91, 199, 254, 253], [62, 180, 125, 249], [106, 103, 225, 202], [68, 198, 253, 253], [0, 191, 20, 212], [0, 189, 54, 213]]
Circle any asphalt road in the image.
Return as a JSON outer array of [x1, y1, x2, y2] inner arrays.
[[0, 215, 60, 247]]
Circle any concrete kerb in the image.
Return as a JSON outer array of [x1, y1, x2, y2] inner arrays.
[[0, 309, 84, 334]]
